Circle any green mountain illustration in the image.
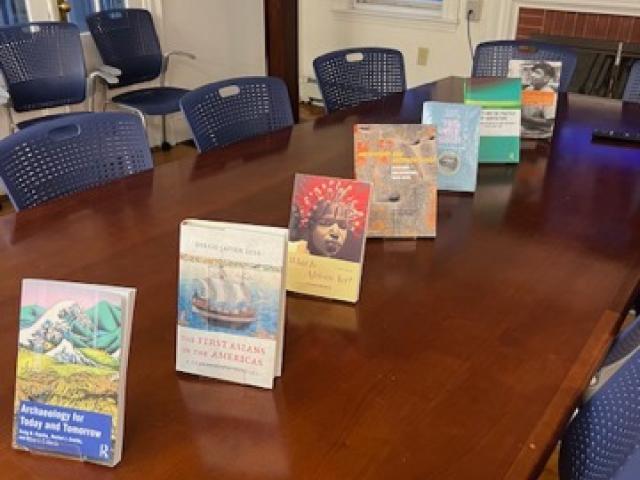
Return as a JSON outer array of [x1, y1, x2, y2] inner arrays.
[[19, 305, 46, 329], [67, 301, 122, 354], [20, 300, 122, 357]]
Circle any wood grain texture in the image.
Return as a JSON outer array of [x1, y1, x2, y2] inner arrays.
[[0, 78, 639, 479]]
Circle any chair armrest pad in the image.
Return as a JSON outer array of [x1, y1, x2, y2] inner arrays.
[[164, 50, 197, 61]]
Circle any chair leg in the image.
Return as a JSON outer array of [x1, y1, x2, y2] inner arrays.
[[161, 115, 171, 151]]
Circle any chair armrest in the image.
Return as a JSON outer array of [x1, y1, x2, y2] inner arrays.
[[161, 51, 196, 87], [87, 66, 121, 111], [98, 64, 122, 78], [0, 86, 10, 105]]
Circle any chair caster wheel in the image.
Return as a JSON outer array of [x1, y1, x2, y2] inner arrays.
[[161, 141, 172, 151]]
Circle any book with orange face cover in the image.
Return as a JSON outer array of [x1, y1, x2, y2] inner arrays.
[[286, 174, 372, 303], [354, 124, 437, 238]]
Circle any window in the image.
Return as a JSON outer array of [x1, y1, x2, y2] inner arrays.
[[68, 0, 126, 32], [356, 0, 443, 10], [350, 0, 458, 25], [0, 0, 28, 25]]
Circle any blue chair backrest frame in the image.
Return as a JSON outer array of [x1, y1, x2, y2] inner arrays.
[[0, 21, 86, 112], [313, 47, 407, 113], [180, 76, 294, 153], [623, 61, 640, 103], [472, 40, 577, 92], [559, 348, 640, 480], [0, 112, 152, 210], [87, 8, 162, 88]]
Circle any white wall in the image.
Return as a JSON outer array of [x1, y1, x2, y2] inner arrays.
[[299, 0, 505, 100], [161, 0, 266, 144]]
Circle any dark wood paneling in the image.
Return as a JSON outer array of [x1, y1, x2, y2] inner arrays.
[[264, 0, 299, 122]]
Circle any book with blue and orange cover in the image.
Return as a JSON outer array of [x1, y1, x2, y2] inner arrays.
[[286, 174, 371, 303], [13, 279, 136, 466], [354, 124, 438, 237]]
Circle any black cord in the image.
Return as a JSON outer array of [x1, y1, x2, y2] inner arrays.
[[467, 9, 474, 60]]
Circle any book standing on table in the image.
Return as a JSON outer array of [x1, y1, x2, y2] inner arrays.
[[176, 220, 288, 389], [13, 279, 136, 467], [286, 174, 372, 303]]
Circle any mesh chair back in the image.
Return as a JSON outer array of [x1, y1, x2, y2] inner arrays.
[[313, 47, 406, 113], [0, 112, 152, 210], [0, 22, 86, 112], [602, 315, 640, 367], [180, 76, 294, 153], [623, 61, 640, 103], [472, 40, 577, 92], [559, 348, 640, 480], [87, 8, 162, 88]]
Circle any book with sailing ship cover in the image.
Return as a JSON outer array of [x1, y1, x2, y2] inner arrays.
[[286, 174, 371, 303], [354, 124, 437, 237], [13, 279, 136, 466], [508, 59, 562, 139], [176, 220, 288, 389], [421, 102, 482, 193]]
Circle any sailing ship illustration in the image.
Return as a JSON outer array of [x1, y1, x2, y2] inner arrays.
[[191, 265, 257, 325]]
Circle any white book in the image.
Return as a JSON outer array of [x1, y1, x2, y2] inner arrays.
[[13, 279, 136, 467], [176, 220, 288, 389]]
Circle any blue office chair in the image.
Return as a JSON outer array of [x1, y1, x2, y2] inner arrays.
[[0, 112, 152, 210], [87, 8, 196, 149], [180, 76, 294, 153], [0, 22, 118, 130], [559, 347, 640, 480], [313, 47, 406, 113], [623, 61, 640, 103], [472, 40, 577, 92]]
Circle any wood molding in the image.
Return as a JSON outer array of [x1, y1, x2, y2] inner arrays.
[[265, 0, 299, 122]]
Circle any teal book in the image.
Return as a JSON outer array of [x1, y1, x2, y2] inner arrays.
[[421, 102, 482, 192], [464, 78, 522, 164], [13, 279, 136, 467]]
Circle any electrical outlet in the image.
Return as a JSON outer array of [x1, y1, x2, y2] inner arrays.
[[417, 47, 429, 66], [467, 0, 483, 22]]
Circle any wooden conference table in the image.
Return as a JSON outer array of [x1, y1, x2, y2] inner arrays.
[[1, 77, 640, 479]]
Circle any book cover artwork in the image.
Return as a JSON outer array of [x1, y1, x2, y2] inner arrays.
[[464, 78, 522, 164], [421, 102, 482, 193], [13, 279, 135, 466], [354, 124, 437, 237], [508, 59, 562, 139], [177, 220, 287, 389], [287, 174, 371, 303]]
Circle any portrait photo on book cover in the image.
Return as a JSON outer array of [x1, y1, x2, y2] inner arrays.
[[289, 175, 369, 263]]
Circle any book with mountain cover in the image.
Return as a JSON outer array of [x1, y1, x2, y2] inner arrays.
[[13, 279, 136, 466], [177, 220, 288, 389]]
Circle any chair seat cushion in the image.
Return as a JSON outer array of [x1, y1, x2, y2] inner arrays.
[[17, 112, 93, 130], [112, 87, 190, 116]]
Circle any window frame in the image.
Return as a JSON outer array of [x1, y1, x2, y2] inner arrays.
[[352, 0, 458, 21]]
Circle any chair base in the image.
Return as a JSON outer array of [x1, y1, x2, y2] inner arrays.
[[161, 141, 172, 151]]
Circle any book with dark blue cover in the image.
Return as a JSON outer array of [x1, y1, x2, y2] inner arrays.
[[422, 102, 482, 192]]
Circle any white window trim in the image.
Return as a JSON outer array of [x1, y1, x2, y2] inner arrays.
[[332, 0, 460, 31]]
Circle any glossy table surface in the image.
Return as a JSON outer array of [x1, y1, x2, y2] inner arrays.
[[2, 77, 640, 479]]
